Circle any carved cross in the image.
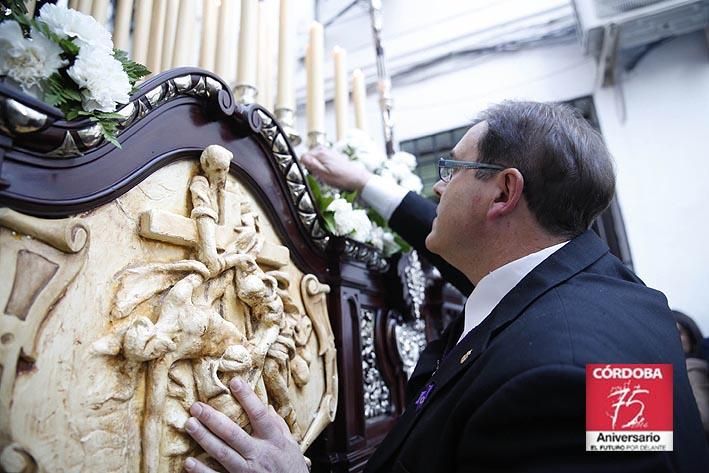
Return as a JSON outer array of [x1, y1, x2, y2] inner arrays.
[[138, 188, 290, 269]]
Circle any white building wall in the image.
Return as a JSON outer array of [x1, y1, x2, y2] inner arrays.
[[293, 1, 709, 333]]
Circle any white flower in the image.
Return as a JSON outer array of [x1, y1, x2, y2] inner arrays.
[[392, 151, 417, 171], [68, 47, 130, 112], [349, 209, 372, 243], [38, 1, 113, 52], [0, 22, 67, 94], [381, 230, 399, 256], [368, 225, 384, 250], [399, 173, 423, 193], [334, 128, 387, 172], [327, 198, 355, 236], [326, 198, 372, 243], [357, 148, 387, 173]]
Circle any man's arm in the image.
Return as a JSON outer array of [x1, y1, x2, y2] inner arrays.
[[300, 147, 472, 295]]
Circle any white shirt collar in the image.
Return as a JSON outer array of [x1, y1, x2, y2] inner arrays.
[[458, 241, 569, 343]]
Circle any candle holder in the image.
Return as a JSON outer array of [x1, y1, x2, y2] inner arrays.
[[233, 84, 258, 104], [274, 107, 302, 146], [307, 131, 326, 150]]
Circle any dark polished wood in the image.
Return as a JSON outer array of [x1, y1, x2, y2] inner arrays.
[[0, 69, 457, 473]]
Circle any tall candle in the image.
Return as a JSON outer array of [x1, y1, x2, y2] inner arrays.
[[161, 0, 180, 70], [146, 0, 167, 73], [113, 0, 134, 51], [306, 21, 324, 134], [275, 0, 293, 111], [92, 0, 109, 24], [78, 0, 93, 15], [351, 68, 367, 133], [69, 0, 79, 9], [215, 0, 235, 79], [236, 0, 257, 86], [173, 0, 195, 66], [333, 46, 348, 141], [256, 0, 273, 108], [199, 0, 219, 71], [132, 0, 152, 64]]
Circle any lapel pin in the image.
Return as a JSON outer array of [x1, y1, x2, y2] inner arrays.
[[460, 349, 472, 364], [415, 382, 435, 411]]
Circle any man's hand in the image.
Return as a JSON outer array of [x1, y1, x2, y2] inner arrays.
[[184, 378, 308, 473], [300, 146, 372, 192]]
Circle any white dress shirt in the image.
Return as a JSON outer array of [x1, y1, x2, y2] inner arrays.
[[458, 241, 567, 343], [359, 176, 569, 345]]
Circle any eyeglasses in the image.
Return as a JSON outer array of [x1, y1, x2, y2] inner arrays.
[[438, 157, 506, 183]]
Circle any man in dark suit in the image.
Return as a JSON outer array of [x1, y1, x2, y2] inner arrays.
[[181, 101, 709, 472]]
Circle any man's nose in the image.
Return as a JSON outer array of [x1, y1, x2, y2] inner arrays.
[[433, 180, 446, 197]]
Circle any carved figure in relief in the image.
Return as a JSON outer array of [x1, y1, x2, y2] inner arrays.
[[89, 145, 325, 473]]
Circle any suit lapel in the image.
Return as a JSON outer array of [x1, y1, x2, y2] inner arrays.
[[366, 230, 610, 473]]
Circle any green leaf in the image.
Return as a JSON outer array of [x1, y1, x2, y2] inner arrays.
[[306, 174, 323, 205], [393, 233, 412, 253], [113, 48, 150, 85], [341, 190, 358, 204], [366, 208, 387, 227], [322, 213, 337, 234]]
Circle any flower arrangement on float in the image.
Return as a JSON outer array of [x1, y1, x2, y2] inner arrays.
[[0, 0, 149, 146], [306, 129, 424, 256]]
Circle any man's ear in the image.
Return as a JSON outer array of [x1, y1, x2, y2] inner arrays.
[[487, 168, 524, 219]]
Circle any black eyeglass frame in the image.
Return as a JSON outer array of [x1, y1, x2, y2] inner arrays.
[[437, 157, 506, 182]]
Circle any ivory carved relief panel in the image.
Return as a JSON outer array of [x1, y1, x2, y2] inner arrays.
[[0, 146, 337, 473]]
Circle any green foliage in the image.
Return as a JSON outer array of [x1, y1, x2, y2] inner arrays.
[[113, 49, 151, 91]]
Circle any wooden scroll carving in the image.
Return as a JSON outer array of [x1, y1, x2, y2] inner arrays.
[[0, 145, 337, 473]]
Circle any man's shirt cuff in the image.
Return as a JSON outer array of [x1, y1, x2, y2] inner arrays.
[[360, 174, 408, 221]]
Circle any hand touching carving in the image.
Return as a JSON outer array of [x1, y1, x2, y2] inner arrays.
[[184, 379, 309, 473]]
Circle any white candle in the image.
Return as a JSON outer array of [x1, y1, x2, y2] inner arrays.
[[256, 0, 274, 109], [92, 0, 109, 24], [173, 0, 195, 66], [351, 68, 367, 133], [132, 0, 152, 65], [78, 0, 93, 15], [306, 21, 324, 134], [275, 0, 293, 110], [333, 46, 348, 141], [236, 0, 257, 86], [215, 0, 236, 80], [146, 0, 167, 73], [199, 0, 219, 71], [69, 0, 79, 9], [161, 0, 180, 70], [113, 0, 134, 52]]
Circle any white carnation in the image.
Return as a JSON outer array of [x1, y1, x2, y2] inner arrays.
[[381, 159, 411, 181], [334, 128, 386, 172], [327, 198, 355, 236], [357, 149, 387, 173], [391, 151, 417, 171], [0, 22, 67, 95], [399, 173, 424, 193], [39, 1, 113, 52], [349, 209, 372, 243], [326, 198, 372, 243], [368, 225, 384, 250], [381, 230, 399, 256], [68, 47, 130, 112]]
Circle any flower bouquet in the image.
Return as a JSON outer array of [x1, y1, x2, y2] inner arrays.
[[306, 129, 424, 256], [0, 0, 149, 146]]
